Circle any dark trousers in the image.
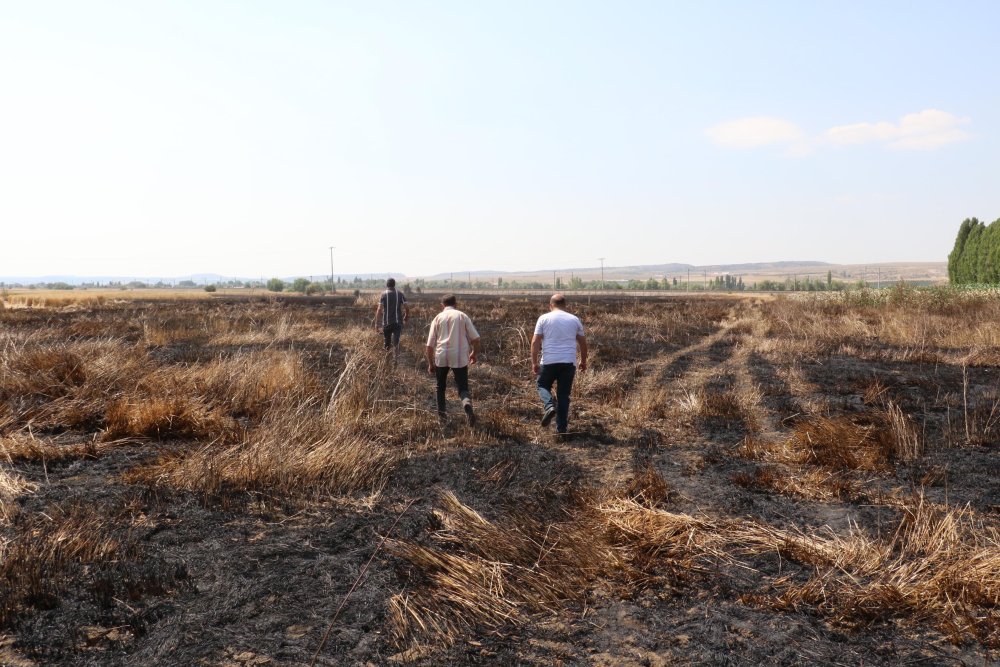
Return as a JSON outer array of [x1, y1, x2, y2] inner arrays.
[[537, 363, 576, 432], [382, 322, 402, 349], [435, 366, 470, 414]]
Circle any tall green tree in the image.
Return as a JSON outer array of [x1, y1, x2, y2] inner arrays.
[[949, 218, 977, 283], [946, 217, 1000, 284]]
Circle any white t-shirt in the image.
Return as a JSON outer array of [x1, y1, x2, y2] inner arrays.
[[534, 309, 584, 365]]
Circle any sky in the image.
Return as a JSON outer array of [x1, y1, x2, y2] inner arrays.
[[1, 0, 998, 278]]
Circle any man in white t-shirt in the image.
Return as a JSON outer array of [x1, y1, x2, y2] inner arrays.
[[530, 294, 588, 434]]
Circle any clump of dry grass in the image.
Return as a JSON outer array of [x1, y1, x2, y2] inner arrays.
[[623, 463, 671, 507], [195, 350, 322, 419], [0, 502, 185, 627], [390, 455, 1000, 650], [0, 338, 154, 432], [863, 381, 924, 462], [389, 471, 724, 647], [0, 465, 35, 524], [676, 383, 761, 434], [104, 394, 238, 441], [0, 431, 112, 464], [732, 465, 858, 501], [596, 497, 734, 579], [127, 345, 406, 497], [475, 455, 520, 490], [788, 416, 894, 471], [737, 413, 903, 473], [573, 366, 637, 405], [602, 489, 1000, 645], [0, 333, 325, 448], [735, 380, 925, 503], [744, 495, 1000, 645], [756, 290, 1000, 364], [130, 398, 396, 497], [388, 490, 632, 645]]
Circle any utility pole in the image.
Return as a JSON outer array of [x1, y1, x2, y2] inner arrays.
[[598, 257, 606, 292], [553, 270, 556, 290], [328, 246, 335, 284], [877, 267, 881, 289], [687, 268, 690, 292]]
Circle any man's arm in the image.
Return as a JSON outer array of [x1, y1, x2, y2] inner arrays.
[[403, 303, 410, 323], [576, 334, 588, 372], [469, 337, 481, 364], [425, 318, 437, 373], [530, 334, 543, 375], [374, 304, 383, 330]]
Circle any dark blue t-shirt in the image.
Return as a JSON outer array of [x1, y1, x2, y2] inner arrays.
[[379, 289, 406, 326]]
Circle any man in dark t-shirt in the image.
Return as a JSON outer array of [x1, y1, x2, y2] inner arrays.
[[374, 278, 409, 360]]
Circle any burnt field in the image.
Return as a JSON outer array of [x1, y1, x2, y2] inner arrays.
[[2, 289, 1000, 665]]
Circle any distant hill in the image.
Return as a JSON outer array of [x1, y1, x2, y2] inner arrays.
[[422, 261, 835, 282], [420, 260, 946, 285], [0, 262, 947, 287]]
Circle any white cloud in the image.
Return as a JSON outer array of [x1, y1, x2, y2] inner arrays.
[[705, 116, 804, 149], [825, 109, 970, 150], [707, 109, 971, 155], [825, 121, 897, 145]]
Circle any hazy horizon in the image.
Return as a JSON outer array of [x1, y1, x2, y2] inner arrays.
[[0, 259, 948, 285], [2, 2, 997, 277]]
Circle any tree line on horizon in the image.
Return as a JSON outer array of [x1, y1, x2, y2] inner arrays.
[[948, 217, 1000, 284], [2, 273, 865, 294]]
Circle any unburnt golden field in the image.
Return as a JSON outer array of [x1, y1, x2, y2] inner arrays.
[[2, 288, 1000, 665]]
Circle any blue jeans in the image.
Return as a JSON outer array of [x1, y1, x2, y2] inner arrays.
[[537, 363, 576, 432]]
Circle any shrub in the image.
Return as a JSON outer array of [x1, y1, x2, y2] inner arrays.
[[266, 278, 285, 292]]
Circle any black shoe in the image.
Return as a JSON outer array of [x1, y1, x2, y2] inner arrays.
[[541, 407, 556, 427], [463, 400, 476, 427]]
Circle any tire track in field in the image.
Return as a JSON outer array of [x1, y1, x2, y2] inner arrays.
[[552, 307, 745, 488]]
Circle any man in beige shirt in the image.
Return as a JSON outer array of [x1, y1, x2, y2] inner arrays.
[[426, 294, 481, 425]]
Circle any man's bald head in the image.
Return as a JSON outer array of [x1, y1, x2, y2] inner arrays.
[[550, 294, 566, 309]]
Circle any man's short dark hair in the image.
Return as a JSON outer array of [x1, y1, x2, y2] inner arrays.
[[386, 278, 396, 288], [550, 294, 566, 307], [442, 294, 457, 307]]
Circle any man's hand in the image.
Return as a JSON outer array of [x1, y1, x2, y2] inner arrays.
[[427, 362, 435, 374], [469, 350, 478, 365], [578, 360, 587, 373], [530, 333, 542, 379]]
